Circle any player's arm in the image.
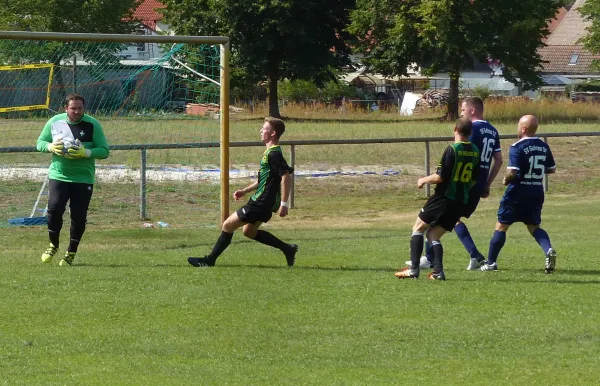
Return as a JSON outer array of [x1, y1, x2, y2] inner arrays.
[[418, 173, 443, 188], [89, 118, 110, 159], [36, 119, 63, 155], [502, 168, 518, 186], [483, 151, 503, 197], [419, 145, 452, 188], [279, 172, 291, 217], [233, 181, 258, 200], [545, 147, 557, 175]]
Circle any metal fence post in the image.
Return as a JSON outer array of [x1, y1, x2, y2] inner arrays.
[[290, 144, 296, 208], [425, 141, 431, 197], [140, 148, 147, 220]]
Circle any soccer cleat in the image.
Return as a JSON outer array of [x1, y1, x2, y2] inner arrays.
[[404, 256, 433, 269], [428, 271, 446, 281], [545, 248, 557, 274], [41, 243, 58, 263], [59, 251, 76, 266], [284, 244, 298, 267], [480, 262, 498, 271], [467, 254, 485, 271], [187, 256, 215, 267], [394, 267, 419, 279]]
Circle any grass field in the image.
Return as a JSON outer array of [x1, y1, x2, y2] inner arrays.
[[2, 111, 600, 384]]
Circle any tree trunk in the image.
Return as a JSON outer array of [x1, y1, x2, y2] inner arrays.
[[267, 71, 281, 118], [446, 70, 460, 120]]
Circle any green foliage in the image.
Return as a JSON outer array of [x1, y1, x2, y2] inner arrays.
[[470, 85, 492, 100], [278, 79, 357, 103], [0, 0, 139, 33], [160, 0, 356, 117], [0, 0, 140, 77], [573, 80, 600, 92], [321, 80, 358, 101], [349, 0, 564, 118], [580, 0, 600, 61], [278, 80, 320, 103]]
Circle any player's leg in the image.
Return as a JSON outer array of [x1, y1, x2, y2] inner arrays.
[[42, 179, 69, 263], [481, 222, 510, 271], [404, 229, 433, 268], [245, 221, 298, 267], [457, 192, 486, 270], [427, 225, 447, 280], [188, 211, 246, 267], [59, 182, 94, 266], [527, 222, 556, 274], [395, 216, 429, 279], [455, 220, 485, 269]]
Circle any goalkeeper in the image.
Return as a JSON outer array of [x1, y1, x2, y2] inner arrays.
[[36, 93, 110, 266]]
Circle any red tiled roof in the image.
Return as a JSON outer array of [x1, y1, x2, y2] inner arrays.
[[133, 0, 166, 30], [539, 45, 599, 74], [546, 0, 590, 45], [545, 7, 568, 39]]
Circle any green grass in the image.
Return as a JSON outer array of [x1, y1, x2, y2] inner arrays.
[[2, 115, 600, 384], [2, 183, 600, 384]]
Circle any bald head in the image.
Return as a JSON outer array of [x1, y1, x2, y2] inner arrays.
[[518, 115, 539, 137]]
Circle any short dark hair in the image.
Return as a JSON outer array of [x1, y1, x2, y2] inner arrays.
[[455, 118, 472, 137], [463, 96, 483, 113], [65, 93, 85, 106], [265, 116, 285, 138]]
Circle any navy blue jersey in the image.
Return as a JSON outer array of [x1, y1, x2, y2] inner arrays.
[[504, 137, 556, 200], [469, 120, 501, 187]]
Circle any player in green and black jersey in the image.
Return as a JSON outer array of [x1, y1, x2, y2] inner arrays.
[[395, 118, 480, 280], [36, 93, 110, 266], [188, 117, 298, 268]]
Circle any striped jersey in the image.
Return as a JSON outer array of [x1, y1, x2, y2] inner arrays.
[[250, 145, 294, 212], [435, 142, 481, 204]]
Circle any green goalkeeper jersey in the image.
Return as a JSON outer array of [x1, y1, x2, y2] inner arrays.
[[36, 113, 110, 184]]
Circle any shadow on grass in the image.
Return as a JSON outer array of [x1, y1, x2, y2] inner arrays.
[[163, 233, 396, 251], [80, 261, 396, 272]]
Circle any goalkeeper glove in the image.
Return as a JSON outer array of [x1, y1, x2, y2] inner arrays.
[[47, 140, 64, 156], [67, 142, 91, 159]]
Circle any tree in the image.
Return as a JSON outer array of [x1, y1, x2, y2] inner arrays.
[[349, 0, 564, 119], [0, 0, 141, 101], [0, 0, 139, 34], [160, 0, 355, 117], [580, 0, 600, 65]]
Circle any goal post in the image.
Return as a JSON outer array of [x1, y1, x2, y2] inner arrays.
[[0, 30, 231, 226]]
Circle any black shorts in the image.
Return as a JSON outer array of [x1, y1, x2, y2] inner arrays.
[[236, 201, 273, 224], [461, 185, 483, 219], [418, 194, 463, 232]]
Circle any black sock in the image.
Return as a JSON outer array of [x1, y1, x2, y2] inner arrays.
[[68, 238, 80, 253], [432, 242, 444, 274], [254, 230, 290, 251], [48, 230, 60, 248], [208, 231, 233, 262], [410, 233, 424, 270]]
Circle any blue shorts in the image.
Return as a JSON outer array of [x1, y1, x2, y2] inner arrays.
[[497, 196, 543, 225]]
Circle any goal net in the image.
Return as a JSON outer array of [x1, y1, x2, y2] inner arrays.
[[0, 31, 230, 229]]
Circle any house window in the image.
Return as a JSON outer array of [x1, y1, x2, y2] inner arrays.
[[136, 28, 146, 52], [569, 53, 579, 65]]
